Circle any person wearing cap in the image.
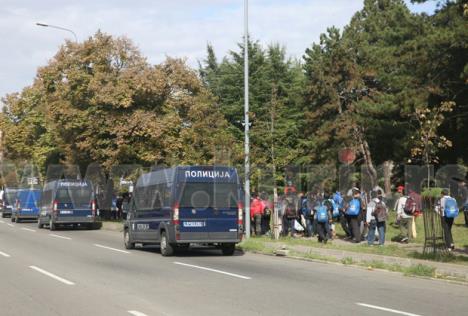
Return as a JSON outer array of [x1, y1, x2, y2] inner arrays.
[[395, 190, 412, 243]]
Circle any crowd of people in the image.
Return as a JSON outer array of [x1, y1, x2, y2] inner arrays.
[[249, 181, 468, 250]]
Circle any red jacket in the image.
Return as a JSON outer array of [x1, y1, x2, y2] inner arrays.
[[250, 198, 265, 218]]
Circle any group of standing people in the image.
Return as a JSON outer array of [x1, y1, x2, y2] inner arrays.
[[250, 180, 467, 251], [277, 186, 386, 245]]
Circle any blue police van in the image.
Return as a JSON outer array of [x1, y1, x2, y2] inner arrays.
[[11, 189, 42, 223], [38, 179, 100, 230], [124, 166, 243, 256]]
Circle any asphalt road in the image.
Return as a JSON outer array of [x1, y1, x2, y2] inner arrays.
[[1, 218, 467, 316]]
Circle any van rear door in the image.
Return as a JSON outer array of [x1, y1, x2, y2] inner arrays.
[[178, 182, 239, 241], [18, 190, 41, 216], [55, 186, 93, 219]]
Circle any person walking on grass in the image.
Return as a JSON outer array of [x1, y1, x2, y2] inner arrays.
[[396, 192, 414, 243], [367, 190, 388, 246], [436, 189, 459, 251]]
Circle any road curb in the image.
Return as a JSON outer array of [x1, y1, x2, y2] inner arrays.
[[101, 221, 123, 232], [240, 241, 468, 283]]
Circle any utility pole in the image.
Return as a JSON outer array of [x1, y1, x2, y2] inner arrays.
[[244, 0, 251, 238], [271, 88, 280, 240]]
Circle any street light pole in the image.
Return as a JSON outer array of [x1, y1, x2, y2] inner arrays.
[[244, 0, 251, 238], [36, 22, 78, 42]]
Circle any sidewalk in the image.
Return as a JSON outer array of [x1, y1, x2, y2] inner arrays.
[[260, 240, 468, 282]]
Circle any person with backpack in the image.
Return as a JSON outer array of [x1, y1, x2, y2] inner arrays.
[[300, 192, 314, 237], [345, 187, 366, 243], [315, 192, 333, 243], [333, 190, 351, 239], [282, 193, 298, 237], [327, 193, 340, 239], [396, 193, 414, 243], [367, 190, 388, 246], [437, 189, 458, 250]]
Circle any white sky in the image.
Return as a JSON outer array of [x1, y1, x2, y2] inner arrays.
[[0, 0, 436, 99]]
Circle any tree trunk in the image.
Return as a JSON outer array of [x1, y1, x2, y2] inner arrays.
[[383, 160, 394, 196], [355, 126, 377, 188]]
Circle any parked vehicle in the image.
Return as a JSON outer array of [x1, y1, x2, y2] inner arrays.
[[38, 179, 101, 230], [1, 188, 17, 218], [124, 166, 243, 256], [11, 189, 42, 223]]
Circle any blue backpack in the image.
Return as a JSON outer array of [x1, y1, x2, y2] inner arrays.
[[333, 192, 344, 209], [346, 198, 361, 216], [316, 204, 328, 223], [444, 197, 459, 218], [328, 199, 339, 218]]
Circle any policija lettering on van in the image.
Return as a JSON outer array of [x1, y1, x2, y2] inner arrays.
[[184, 170, 232, 179]]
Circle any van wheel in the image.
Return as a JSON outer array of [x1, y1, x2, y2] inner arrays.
[[221, 243, 236, 256], [160, 231, 174, 256], [124, 229, 135, 250], [49, 219, 56, 231], [11, 216, 15, 223]]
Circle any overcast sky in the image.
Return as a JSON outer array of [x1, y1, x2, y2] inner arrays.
[[0, 0, 436, 99]]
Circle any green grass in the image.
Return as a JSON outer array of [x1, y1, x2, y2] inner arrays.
[[239, 240, 450, 280], [245, 211, 468, 265], [403, 264, 436, 277], [239, 238, 275, 255]]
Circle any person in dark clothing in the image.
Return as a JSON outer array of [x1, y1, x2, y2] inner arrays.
[[282, 193, 298, 237], [345, 187, 366, 243], [333, 190, 351, 239], [456, 179, 468, 227], [315, 192, 332, 243], [437, 189, 457, 250]]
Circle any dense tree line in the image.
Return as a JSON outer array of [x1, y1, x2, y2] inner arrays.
[[1, 0, 466, 186]]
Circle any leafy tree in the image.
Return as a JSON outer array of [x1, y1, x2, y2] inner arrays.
[[199, 40, 304, 175], [1, 31, 234, 172]]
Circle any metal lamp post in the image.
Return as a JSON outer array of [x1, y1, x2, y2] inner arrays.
[[36, 22, 78, 42], [244, 0, 251, 238]]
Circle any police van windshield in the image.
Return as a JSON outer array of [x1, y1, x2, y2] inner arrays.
[[179, 183, 238, 208], [56, 187, 93, 206]]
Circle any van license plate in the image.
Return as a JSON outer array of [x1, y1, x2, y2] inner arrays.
[[60, 210, 73, 214], [183, 221, 206, 227]]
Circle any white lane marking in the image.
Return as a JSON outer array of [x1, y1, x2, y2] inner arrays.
[[0, 251, 11, 258], [49, 234, 71, 240], [94, 244, 130, 254], [128, 311, 149, 316], [29, 266, 75, 285], [356, 303, 422, 316], [21, 227, 36, 232], [174, 261, 252, 280], [7, 223, 15, 227], [0, 220, 5, 224]]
